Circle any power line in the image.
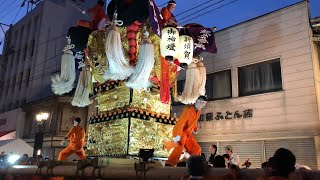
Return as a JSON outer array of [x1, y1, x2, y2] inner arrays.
[[175, 0, 222, 17], [158, 2, 168, 7], [0, 4, 22, 21], [1, 32, 70, 90], [0, 0, 10, 9], [0, 0, 18, 16], [0, 37, 4, 46], [177, 0, 228, 22], [9, 34, 66, 55], [12, 6, 23, 24], [0, 68, 61, 109], [2, 51, 64, 89], [4, 33, 67, 73], [180, 0, 240, 24]]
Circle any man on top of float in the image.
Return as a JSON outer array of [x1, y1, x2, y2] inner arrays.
[[86, 0, 107, 30], [161, 0, 178, 27], [166, 96, 208, 167]]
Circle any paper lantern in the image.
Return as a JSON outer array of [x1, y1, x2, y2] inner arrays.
[[160, 27, 179, 58], [178, 35, 194, 65]]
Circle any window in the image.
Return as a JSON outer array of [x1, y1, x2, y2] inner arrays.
[[6, 103, 12, 111], [26, 68, 31, 87], [18, 72, 23, 90], [30, 40, 35, 57], [23, 46, 27, 61], [206, 70, 232, 100], [238, 58, 282, 97]]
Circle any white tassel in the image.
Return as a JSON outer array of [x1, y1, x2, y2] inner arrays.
[[51, 37, 76, 95], [197, 61, 206, 96], [103, 12, 133, 81], [178, 62, 201, 104], [71, 66, 92, 107], [126, 29, 154, 90]]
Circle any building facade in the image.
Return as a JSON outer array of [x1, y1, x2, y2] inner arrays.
[[0, 0, 96, 158], [173, 1, 320, 169]]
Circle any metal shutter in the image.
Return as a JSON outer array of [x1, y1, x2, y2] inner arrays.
[[218, 141, 264, 168], [265, 138, 317, 169]]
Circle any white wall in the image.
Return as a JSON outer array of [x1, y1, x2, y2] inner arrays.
[[173, 2, 320, 142], [0, 0, 96, 111], [0, 109, 25, 139], [29, 0, 94, 102]]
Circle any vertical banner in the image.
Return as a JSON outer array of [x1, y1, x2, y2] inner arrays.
[[148, 0, 162, 36]]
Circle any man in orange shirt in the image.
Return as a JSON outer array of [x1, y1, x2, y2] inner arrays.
[[58, 117, 86, 160], [86, 0, 106, 30], [161, 0, 178, 27], [166, 96, 207, 167]]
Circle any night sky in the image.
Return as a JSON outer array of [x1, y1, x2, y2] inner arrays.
[[0, 0, 319, 53]]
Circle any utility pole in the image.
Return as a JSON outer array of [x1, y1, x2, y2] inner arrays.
[[0, 22, 12, 58], [22, 0, 42, 13], [0, 22, 12, 109]]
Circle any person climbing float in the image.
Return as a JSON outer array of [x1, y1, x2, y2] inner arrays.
[[166, 96, 208, 167], [86, 0, 107, 30]]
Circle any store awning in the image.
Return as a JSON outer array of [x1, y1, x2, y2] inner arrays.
[[0, 130, 16, 141], [0, 138, 33, 156]]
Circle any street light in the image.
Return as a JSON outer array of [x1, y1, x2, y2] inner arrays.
[[36, 112, 49, 123], [33, 112, 49, 158]]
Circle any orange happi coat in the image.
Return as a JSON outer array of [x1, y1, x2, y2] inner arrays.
[[166, 105, 201, 166], [87, 4, 106, 30], [161, 7, 177, 27], [58, 125, 86, 161]]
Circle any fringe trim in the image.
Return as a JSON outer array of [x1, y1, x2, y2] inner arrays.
[[197, 62, 206, 96], [71, 67, 93, 107], [126, 36, 155, 90], [104, 25, 134, 81], [178, 62, 200, 104], [51, 49, 76, 95]]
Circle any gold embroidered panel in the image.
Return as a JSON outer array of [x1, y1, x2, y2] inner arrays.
[[86, 118, 129, 156], [128, 118, 173, 157], [131, 90, 171, 116], [97, 85, 130, 112]]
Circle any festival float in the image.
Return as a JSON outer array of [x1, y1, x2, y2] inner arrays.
[[51, 0, 217, 159], [0, 0, 218, 178]]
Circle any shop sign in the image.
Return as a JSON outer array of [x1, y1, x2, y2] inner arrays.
[[199, 109, 253, 122]]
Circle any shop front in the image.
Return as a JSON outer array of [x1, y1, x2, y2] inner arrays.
[[173, 1, 320, 169]]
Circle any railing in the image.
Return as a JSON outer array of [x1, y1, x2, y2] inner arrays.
[[1, 159, 320, 180]]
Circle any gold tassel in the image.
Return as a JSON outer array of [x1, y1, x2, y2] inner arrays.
[[104, 11, 133, 81], [51, 37, 76, 95], [173, 79, 178, 102], [71, 66, 92, 107]]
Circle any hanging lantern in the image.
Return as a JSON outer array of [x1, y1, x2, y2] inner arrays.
[[160, 27, 179, 61], [178, 35, 194, 65]]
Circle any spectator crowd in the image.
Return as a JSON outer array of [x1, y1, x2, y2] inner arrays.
[[180, 144, 316, 180], [0, 146, 319, 180]]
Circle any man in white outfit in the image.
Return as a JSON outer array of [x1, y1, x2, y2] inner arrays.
[[225, 145, 240, 166]]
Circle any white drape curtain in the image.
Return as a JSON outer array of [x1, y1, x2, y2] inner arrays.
[[239, 60, 282, 96], [210, 70, 232, 100]]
